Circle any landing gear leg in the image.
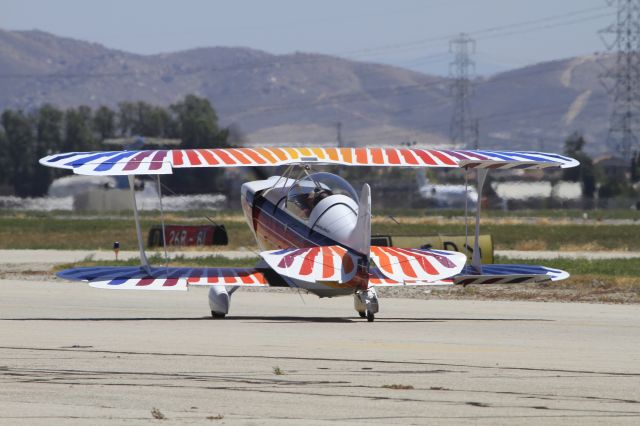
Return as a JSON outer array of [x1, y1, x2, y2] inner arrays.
[[354, 288, 379, 322], [366, 310, 375, 322], [208, 286, 238, 319]]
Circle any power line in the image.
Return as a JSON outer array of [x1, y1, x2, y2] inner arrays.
[[0, 6, 614, 81]]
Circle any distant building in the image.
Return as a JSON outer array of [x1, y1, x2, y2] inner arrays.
[[594, 155, 628, 181]]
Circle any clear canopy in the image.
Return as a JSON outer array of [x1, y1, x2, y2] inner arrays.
[[286, 172, 359, 220]]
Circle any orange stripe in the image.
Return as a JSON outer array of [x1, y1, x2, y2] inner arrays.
[[255, 148, 277, 163], [240, 148, 267, 164], [298, 147, 312, 156], [372, 247, 392, 275], [239, 272, 254, 284], [207, 275, 220, 284], [325, 148, 339, 161], [284, 148, 300, 159], [311, 148, 326, 159], [198, 149, 219, 165], [371, 148, 384, 164], [214, 149, 236, 165], [270, 148, 289, 161], [228, 148, 251, 165], [340, 148, 353, 163], [355, 148, 368, 164], [387, 248, 418, 278], [385, 148, 400, 164], [322, 247, 333, 279], [253, 272, 267, 284]]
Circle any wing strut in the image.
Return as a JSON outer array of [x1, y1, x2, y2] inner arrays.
[[127, 175, 151, 274], [471, 169, 488, 273], [156, 175, 169, 270]]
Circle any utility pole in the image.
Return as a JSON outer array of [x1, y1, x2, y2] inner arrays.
[[449, 33, 476, 149], [600, 0, 640, 159], [336, 122, 343, 148]]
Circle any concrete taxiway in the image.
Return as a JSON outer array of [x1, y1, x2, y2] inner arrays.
[[0, 278, 639, 425]]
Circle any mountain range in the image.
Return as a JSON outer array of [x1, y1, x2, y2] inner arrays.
[[0, 29, 619, 154]]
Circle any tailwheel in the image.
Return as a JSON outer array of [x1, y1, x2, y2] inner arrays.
[[366, 310, 375, 322], [358, 311, 366, 318], [211, 311, 226, 319]]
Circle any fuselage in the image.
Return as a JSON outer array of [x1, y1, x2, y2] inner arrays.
[[240, 173, 368, 297]]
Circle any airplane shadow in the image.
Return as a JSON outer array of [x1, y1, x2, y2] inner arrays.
[[0, 316, 549, 324]]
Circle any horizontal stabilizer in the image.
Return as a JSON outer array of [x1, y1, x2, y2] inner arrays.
[[39, 148, 579, 176], [259, 246, 360, 284], [58, 266, 270, 290], [370, 246, 466, 283]]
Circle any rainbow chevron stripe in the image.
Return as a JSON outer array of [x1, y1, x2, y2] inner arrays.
[[40, 147, 579, 175]]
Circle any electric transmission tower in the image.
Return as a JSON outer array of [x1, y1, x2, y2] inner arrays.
[[600, 0, 640, 158], [449, 33, 477, 149]]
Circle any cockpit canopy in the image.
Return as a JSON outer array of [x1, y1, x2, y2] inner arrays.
[[286, 172, 359, 221]]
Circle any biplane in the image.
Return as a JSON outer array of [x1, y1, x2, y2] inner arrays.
[[40, 147, 578, 321]]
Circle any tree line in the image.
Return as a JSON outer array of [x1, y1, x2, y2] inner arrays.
[[0, 95, 230, 197]]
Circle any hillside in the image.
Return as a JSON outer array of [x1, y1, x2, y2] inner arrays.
[[0, 29, 616, 153]]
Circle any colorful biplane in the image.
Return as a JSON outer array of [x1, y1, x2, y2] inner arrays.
[[40, 147, 578, 321]]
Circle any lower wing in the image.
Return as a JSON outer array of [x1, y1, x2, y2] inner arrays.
[[368, 264, 568, 287], [58, 266, 278, 291]]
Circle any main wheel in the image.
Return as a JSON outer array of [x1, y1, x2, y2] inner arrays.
[[358, 311, 366, 318], [211, 311, 226, 319], [366, 310, 374, 322]]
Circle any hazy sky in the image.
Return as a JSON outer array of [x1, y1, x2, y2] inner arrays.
[[3, 0, 613, 75]]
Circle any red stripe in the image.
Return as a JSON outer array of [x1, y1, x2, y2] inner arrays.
[[412, 149, 437, 165], [172, 150, 184, 166], [385, 148, 400, 164], [163, 278, 179, 287], [137, 278, 154, 286], [185, 150, 201, 166], [385, 247, 419, 278], [395, 247, 438, 275], [371, 148, 384, 164], [428, 150, 457, 165], [300, 247, 320, 276], [399, 149, 419, 165]]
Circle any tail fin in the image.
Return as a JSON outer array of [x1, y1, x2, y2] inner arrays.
[[351, 183, 371, 256]]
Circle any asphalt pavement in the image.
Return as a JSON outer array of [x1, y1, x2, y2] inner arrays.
[[0, 277, 639, 425]]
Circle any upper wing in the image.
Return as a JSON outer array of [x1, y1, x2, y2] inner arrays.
[[39, 147, 579, 176]]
